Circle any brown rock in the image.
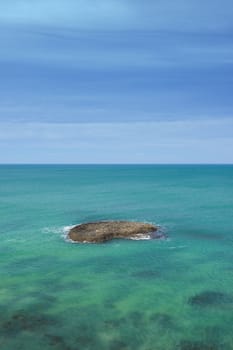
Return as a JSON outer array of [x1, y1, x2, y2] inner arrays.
[[68, 221, 159, 243]]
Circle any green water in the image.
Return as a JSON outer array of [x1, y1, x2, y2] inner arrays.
[[0, 165, 233, 350]]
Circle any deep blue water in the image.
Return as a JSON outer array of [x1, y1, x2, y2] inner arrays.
[[0, 165, 233, 350]]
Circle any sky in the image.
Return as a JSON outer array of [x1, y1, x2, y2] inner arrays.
[[0, 0, 233, 163]]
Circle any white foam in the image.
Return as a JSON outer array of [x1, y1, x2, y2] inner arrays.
[[168, 245, 187, 250], [42, 226, 64, 234], [41, 224, 77, 242], [63, 225, 76, 233], [62, 225, 77, 242], [129, 234, 152, 241]]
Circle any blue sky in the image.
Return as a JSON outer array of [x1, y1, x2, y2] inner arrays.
[[0, 0, 233, 163]]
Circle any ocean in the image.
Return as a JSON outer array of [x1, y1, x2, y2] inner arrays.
[[0, 164, 233, 350]]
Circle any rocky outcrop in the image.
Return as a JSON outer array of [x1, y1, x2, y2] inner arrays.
[[68, 221, 161, 243]]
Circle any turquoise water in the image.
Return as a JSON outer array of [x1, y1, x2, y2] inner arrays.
[[0, 165, 233, 350]]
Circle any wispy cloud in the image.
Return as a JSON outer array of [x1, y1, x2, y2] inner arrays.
[[2, 28, 233, 69], [1, 26, 233, 123], [1, 0, 233, 32], [0, 1, 233, 162], [0, 119, 232, 163]]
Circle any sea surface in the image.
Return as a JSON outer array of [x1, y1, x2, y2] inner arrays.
[[0, 165, 233, 350]]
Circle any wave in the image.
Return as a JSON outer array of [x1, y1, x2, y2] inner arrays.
[[41, 224, 76, 241]]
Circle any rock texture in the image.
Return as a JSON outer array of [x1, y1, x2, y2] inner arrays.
[[68, 221, 160, 243]]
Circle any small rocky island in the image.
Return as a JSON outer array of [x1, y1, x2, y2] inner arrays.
[[68, 221, 163, 243]]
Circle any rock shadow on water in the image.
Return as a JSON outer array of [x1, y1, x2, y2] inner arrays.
[[178, 339, 220, 350], [188, 291, 233, 307]]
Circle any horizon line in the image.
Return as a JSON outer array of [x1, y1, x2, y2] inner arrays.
[[0, 163, 232, 166]]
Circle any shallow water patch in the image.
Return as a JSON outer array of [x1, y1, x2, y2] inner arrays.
[[149, 312, 174, 329], [178, 339, 220, 350], [0, 310, 55, 335], [188, 291, 233, 307], [45, 333, 75, 350], [131, 269, 161, 279]]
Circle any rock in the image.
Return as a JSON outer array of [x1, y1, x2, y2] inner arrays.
[[68, 221, 159, 243]]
